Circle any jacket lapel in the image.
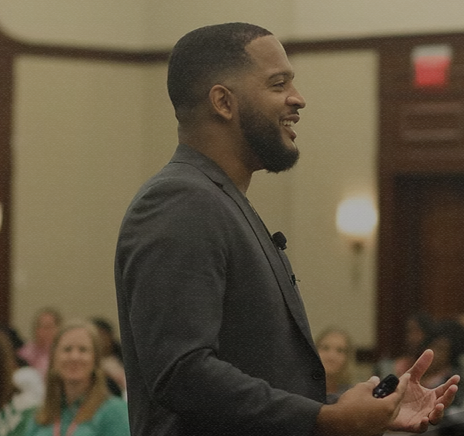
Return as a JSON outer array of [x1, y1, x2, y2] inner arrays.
[[223, 183, 317, 351], [171, 144, 317, 352]]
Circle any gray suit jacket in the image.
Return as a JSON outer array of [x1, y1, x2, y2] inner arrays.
[[115, 144, 326, 435]]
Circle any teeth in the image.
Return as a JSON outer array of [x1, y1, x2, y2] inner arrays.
[[282, 120, 295, 127]]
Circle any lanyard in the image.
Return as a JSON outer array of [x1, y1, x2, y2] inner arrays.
[[53, 419, 78, 436], [54, 393, 86, 436]]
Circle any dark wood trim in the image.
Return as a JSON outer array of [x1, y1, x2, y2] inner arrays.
[[11, 41, 170, 63], [1, 32, 169, 63], [0, 32, 13, 325], [284, 31, 464, 54], [5, 27, 464, 62]]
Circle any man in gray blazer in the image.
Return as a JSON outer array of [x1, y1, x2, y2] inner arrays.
[[115, 23, 459, 436]]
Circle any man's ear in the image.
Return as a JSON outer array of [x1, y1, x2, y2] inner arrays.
[[209, 84, 235, 121]]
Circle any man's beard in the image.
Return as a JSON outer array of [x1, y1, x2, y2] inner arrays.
[[239, 105, 300, 173]]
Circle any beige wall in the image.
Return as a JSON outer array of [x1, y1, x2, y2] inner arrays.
[[291, 51, 378, 345], [292, 0, 464, 40], [249, 50, 378, 345], [0, 0, 292, 49], [11, 57, 176, 337], [1, 0, 464, 49]]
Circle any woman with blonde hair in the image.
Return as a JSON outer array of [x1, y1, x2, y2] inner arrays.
[[25, 320, 129, 436], [315, 326, 355, 404]]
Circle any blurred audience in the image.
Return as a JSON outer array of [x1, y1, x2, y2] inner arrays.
[[418, 319, 464, 435], [315, 326, 354, 404], [420, 319, 464, 393], [18, 308, 62, 379], [90, 317, 126, 399], [394, 311, 435, 376], [25, 319, 129, 436], [0, 330, 40, 436], [0, 325, 44, 411]]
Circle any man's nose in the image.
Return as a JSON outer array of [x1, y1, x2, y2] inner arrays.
[[286, 89, 306, 109]]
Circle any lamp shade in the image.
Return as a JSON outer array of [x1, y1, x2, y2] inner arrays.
[[336, 196, 378, 239]]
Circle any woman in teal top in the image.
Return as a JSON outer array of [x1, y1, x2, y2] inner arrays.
[[25, 320, 130, 436]]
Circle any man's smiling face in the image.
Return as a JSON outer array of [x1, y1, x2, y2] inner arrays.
[[236, 35, 306, 173]]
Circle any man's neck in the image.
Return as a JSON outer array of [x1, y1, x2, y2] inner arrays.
[[179, 128, 258, 195]]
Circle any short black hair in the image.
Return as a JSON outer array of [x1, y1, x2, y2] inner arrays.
[[167, 22, 272, 119]]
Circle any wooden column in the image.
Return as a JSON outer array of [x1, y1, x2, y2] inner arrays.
[[0, 30, 15, 325]]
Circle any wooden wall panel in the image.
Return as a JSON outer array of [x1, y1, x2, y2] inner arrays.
[[378, 34, 464, 358]]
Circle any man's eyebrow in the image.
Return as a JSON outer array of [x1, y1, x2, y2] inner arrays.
[[268, 71, 295, 81]]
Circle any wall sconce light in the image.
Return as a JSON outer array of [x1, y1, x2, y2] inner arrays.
[[336, 196, 378, 250], [336, 196, 378, 285]]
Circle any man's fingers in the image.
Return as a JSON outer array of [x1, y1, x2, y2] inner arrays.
[[435, 382, 459, 409], [396, 372, 410, 397], [407, 349, 434, 382], [428, 403, 445, 426], [388, 373, 410, 423], [435, 374, 460, 396]]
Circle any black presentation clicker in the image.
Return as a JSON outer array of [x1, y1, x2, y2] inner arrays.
[[373, 374, 399, 398]]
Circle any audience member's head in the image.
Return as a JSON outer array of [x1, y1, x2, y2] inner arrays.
[[32, 307, 63, 350], [316, 326, 354, 395], [422, 319, 464, 374], [404, 311, 435, 355], [0, 324, 24, 351], [37, 319, 108, 425], [90, 317, 122, 359], [0, 324, 27, 366]]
